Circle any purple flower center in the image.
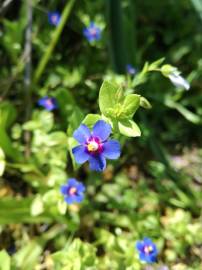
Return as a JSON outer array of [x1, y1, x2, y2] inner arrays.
[[68, 187, 77, 196], [143, 245, 153, 254], [89, 28, 97, 37], [86, 137, 103, 154], [51, 15, 58, 23], [45, 98, 53, 107]]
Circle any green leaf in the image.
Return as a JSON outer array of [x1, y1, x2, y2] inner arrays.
[[165, 99, 201, 124], [118, 119, 141, 137], [30, 195, 44, 217], [13, 241, 42, 270], [0, 101, 17, 129], [99, 80, 122, 116], [140, 96, 152, 109], [0, 148, 6, 177], [57, 200, 67, 215], [148, 57, 165, 71], [0, 129, 21, 161], [82, 114, 102, 128], [67, 107, 84, 137], [0, 250, 10, 270], [122, 94, 140, 118]]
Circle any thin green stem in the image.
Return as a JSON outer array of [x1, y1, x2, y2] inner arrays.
[[33, 0, 75, 85]]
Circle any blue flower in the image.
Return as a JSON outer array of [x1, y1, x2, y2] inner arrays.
[[83, 22, 101, 42], [126, 64, 136, 75], [48, 12, 61, 26], [72, 120, 121, 172], [60, 178, 85, 204], [136, 237, 158, 263], [38, 96, 57, 111]]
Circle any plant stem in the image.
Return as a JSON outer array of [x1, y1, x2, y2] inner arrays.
[[24, 0, 33, 158], [33, 0, 75, 85]]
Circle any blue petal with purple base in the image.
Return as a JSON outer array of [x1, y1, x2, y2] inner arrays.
[[38, 96, 57, 111], [136, 237, 158, 264], [60, 178, 85, 205], [83, 22, 101, 42], [48, 12, 61, 26], [72, 120, 121, 172]]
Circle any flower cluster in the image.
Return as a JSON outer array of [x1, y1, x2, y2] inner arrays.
[[136, 237, 158, 263], [72, 120, 121, 172]]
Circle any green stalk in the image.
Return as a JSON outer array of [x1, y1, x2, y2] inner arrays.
[[106, 0, 127, 74], [33, 0, 75, 84]]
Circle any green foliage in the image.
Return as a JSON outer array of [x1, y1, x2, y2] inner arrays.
[[0, 250, 10, 270], [0, 0, 202, 269]]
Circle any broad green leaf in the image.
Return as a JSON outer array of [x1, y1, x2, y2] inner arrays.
[[122, 94, 140, 118], [99, 80, 122, 116], [31, 195, 44, 216], [82, 114, 102, 128], [57, 200, 67, 215], [118, 119, 141, 137], [23, 110, 54, 132], [0, 197, 51, 224], [140, 96, 152, 109], [0, 129, 21, 161], [0, 250, 10, 270], [0, 148, 6, 177], [13, 241, 42, 270], [0, 101, 16, 129]]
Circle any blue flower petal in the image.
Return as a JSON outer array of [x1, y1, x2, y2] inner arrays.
[[75, 193, 84, 203], [136, 241, 144, 251], [92, 120, 111, 141], [67, 178, 78, 186], [72, 145, 89, 164], [73, 124, 91, 144], [89, 154, 106, 171], [139, 252, 147, 262], [64, 196, 75, 204], [60, 185, 68, 195], [77, 182, 86, 193], [102, 139, 120, 159], [143, 238, 155, 248]]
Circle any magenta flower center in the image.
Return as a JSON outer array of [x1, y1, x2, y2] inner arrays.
[[51, 15, 58, 23], [45, 99, 53, 107], [68, 187, 77, 196], [90, 28, 97, 37], [86, 137, 103, 154], [144, 245, 153, 254]]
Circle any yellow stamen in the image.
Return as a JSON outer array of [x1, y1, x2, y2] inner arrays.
[[69, 187, 77, 195], [144, 245, 153, 254], [87, 141, 99, 152]]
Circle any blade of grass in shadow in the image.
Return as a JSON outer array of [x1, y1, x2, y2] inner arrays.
[[190, 0, 202, 20], [33, 0, 75, 84], [106, 0, 127, 73], [122, 0, 137, 66]]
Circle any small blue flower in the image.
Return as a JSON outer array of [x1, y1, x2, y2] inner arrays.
[[136, 237, 158, 263], [38, 96, 57, 111], [126, 64, 136, 75], [83, 22, 101, 42], [48, 12, 61, 26], [60, 178, 85, 204], [72, 120, 121, 172]]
